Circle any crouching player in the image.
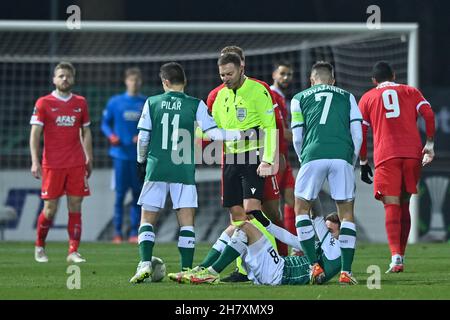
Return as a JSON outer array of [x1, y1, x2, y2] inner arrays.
[[169, 212, 342, 285]]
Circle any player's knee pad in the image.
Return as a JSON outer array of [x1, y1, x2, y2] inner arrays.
[[229, 228, 248, 255]]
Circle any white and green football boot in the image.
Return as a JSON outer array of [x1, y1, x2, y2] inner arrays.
[[129, 261, 152, 284]]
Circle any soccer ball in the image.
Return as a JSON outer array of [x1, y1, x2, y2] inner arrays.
[[150, 256, 166, 282]]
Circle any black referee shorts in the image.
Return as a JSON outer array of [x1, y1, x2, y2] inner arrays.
[[221, 150, 265, 208]]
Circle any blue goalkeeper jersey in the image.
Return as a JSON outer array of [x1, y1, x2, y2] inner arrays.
[[101, 92, 147, 160]]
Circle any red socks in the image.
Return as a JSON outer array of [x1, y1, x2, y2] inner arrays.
[[400, 202, 411, 256], [284, 204, 296, 235], [384, 204, 402, 256], [36, 211, 82, 254], [68, 212, 82, 254], [35, 211, 52, 247]]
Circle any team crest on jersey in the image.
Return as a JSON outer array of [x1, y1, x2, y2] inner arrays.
[[55, 115, 76, 126], [329, 237, 336, 246], [236, 107, 247, 121]]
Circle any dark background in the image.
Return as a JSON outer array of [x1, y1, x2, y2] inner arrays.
[[1, 0, 449, 88], [1, 0, 448, 163], [0, 0, 448, 239]]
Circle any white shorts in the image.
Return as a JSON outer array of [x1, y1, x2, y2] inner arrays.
[[295, 159, 355, 201], [137, 181, 198, 211], [242, 236, 285, 285]]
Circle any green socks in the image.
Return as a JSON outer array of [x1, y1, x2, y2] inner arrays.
[[138, 223, 155, 262], [296, 214, 317, 264], [178, 226, 195, 270], [339, 221, 356, 273]]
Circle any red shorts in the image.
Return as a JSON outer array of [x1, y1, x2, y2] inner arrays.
[[374, 158, 421, 200], [41, 166, 90, 199], [277, 161, 295, 191], [263, 175, 281, 201]]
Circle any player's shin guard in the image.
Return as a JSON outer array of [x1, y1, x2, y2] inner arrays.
[[384, 204, 402, 256], [400, 202, 411, 256], [68, 212, 82, 254], [178, 226, 195, 270], [284, 204, 296, 235], [296, 214, 317, 264], [200, 231, 230, 268], [138, 223, 155, 262], [36, 211, 52, 247], [339, 221, 356, 273], [211, 229, 247, 274]]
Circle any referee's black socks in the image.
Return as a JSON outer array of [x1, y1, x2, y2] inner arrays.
[[247, 210, 271, 227]]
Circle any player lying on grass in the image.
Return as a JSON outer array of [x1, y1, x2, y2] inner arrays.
[[168, 211, 344, 285]]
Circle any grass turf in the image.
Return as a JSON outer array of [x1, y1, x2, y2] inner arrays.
[[0, 242, 449, 300]]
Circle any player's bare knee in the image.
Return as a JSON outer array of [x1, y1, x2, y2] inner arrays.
[[336, 199, 355, 221], [43, 200, 58, 219], [382, 195, 400, 205], [67, 196, 83, 212], [230, 205, 247, 221], [243, 198, 261, 212], [283, 189, 295, 207], [141, 209, 158, 225], [177, 208, 195, 226], [295, 196, 312, 214]]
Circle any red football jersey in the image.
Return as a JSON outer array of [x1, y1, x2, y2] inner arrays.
[[358, 82, 430, 167], [270, 85, 288, 124], [206, 78, 287, 156], [30, 91, 90, 169]]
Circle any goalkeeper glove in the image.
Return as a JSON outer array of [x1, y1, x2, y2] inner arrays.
[[360, 160, 373, 184], [137, 161, 147, 184]]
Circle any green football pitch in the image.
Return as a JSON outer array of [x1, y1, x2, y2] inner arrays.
[[0, 242, 449, 300]]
